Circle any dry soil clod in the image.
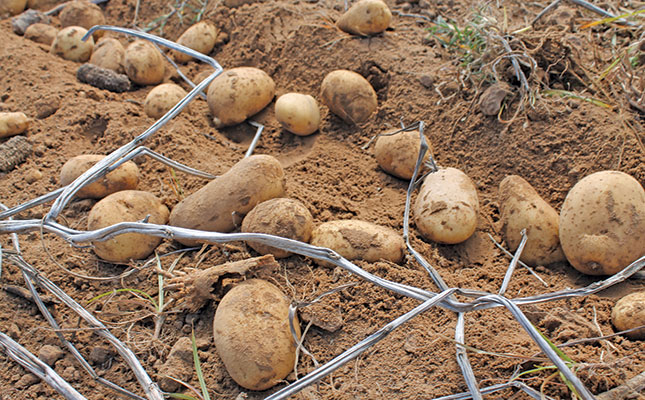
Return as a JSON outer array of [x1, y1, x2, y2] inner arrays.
[[11, 9, 50, 35], [76, 63, 132, 93], [0, 135, 32, 172]]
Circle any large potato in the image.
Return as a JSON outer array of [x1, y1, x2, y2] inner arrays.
[[24, 23, 58, 46], [206, 67, 275, 127], [498, 175, 566, 266], [337, 0, 392, 36], [51, 26, 94, 62], [173, 21, 218, 63], [321, 70, 377, 124], [612, 292, 645, 340], [241, 198, 314, 258], [169, 155, 285, 245], [414, 167, 479, 244], [559, 170, 645, 275], [213, 279, 300, 391], [87, 190, 169, 263], [0, 0, 26, 16], [274, 93, 320, 136], [59, 0, 105, 40], [0, 112, 30, 139], [60, 154, 139, 199], [310, 220, 405, 264], [143, 83, 187, 119], [89, 37, 125, 73], [124, 40, 164, 86], [374, 128, 429, 180]]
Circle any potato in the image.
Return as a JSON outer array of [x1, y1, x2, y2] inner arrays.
[[0, 0, 26, 16], [124, 40, 164, 86], [559, 170, 645, 275], [414, 167, 479, 244], [320, 70, 377, 124], [0, 112, 30, 139], [612, 292, 645, 340], [89, 37, 124, 73], [241, 198, 313, 258], [337, 0, 392, 36], [143, 83, 187, 119], [498, 175, 566, 266], [374, 128, 429, 180], [24, 23, 58, 45], [87, 190, 169, 263], [60, 154, 139, 199], [274, 93, 320, 136], [169, 155, 285, 245], [213, 279, 300, 390], [310, 220, 405, 264], [173, 22, 217, 63], [51, 26, 94, 62], [59, 0, 105, 40], [206, 67, 275, 127]]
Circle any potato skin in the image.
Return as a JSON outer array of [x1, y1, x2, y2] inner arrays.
[[59, 0, 105, 40], [241, 198, 314, 258], [559, 170, 645, 275], [274, 93, 320, 136], [144, 83, 187, 119], [207, 67, 275, 127], [124, 40, 164, 86], [173, 22, 217, 63], [0, 112, 30, 139], [169, 155, 286, 245], [337, 0, 392, 36], [612, 292, 645, 340], [60, 154, 139, 199], [213, 279, 300, 391], [87, 190, 169, 263], [374, 128, 428, 180], [90, 38, 125, 73], [414, 167, 479, 244], [310, 220, 405, 264], [51, 26, 94, 62], [24, 23, 58, 46], [320, 70, 377, 124], [498, 175, 566, 266], [0, 0, 27, 16]]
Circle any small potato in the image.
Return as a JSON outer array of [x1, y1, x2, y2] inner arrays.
[[559, 170, 645, 275], [374, 128, 429, 180], [89, 37, 125, 73], [0, 112, 30, 139], [241, 198, 313, 258], [206, 67, 275, 127], [274, 93, 320, 136], [60, 154, 139, 199], [337, 0, 392, 36], [612, 292, 645, 340], [310, 220, 405, 264], [169, 155, 286, 245], [24, 23, 58, 45], [320, 70, 377, 124], [143, 83, 187, 119], [414, 167, 479, 244], [213, 279, 300, 391], [0, 0, 27, 16], [51, 26, 94, 62], [124, 40, 164, 86], [59, 0, 105, 40], [87, 190, 169, 263], [173, 22, 217, 63], [498, 175, 566, 266]]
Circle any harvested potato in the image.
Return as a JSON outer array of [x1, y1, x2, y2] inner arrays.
[[310, 220, 405, 264], [559, 170, 645, 275], [414, 167, 479, 244], [59, 0, 105, 39], [274, 93, 320, 136], [169, 155, 285, 245], [337, 0, 392, 36], [89, 37, 124, 73], [87, 190, 169, 263], [60, 154, 139, 199], [213, 279, 300, 390], [0, 0, 26, 16], [498, 175, 566, 266], [241, 198, 314, 258], [124, 40, 164, 86], [206, 67, 275, 127], [0, 112, 30, 139], [612, 292, 645, 340], [51, 26, 94, 62], [321, 70, 377, 124], [24, 23, 57, 45], [143, 83, 187, 119], [374, 128, 429, 180], [173, 21, 217, 63]]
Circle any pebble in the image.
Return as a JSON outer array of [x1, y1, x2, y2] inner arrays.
[[16, 373, 40, 388], [89, 346, 114, 366], [38, 344, 64, 366], [158, 337, 194, 392], [24, 168, 43, 184]]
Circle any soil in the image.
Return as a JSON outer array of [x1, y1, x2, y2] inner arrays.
[[1, 0, 644, 399]]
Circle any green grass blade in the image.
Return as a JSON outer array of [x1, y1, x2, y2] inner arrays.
[[87, 288, 157, 309], [167, 394, 200, 400], [192, 330, 211, 400]]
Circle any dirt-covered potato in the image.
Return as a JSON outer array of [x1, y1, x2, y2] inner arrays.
[[0, 112, 30, 139], [274, 93, 320, 136], [498, 175, 566, 266], [374, 128, 429, 180], [169, 155, 285, 245], [612, 292, 645, 340], [124, 40, 164, 86], [414, 167, 479, 244], [60, 154, 139, 199], [321, 70, 377, 124], [51, 26, 94, 62], [206, 67, 275, 127], [59, 0, 105, 40], [24, 23, 58, 45], [241, 198, 314, 258], [87, 190, 169, 263], [143, 83, 187, 119], [0, 0, 26, 16], [173, 21, 217, 63], [89, 37, 124, 73], [559, 170, 645, 275], [310, 220, 405, 264], [336, 0, 392, 36], [213, 279, 300, 391]]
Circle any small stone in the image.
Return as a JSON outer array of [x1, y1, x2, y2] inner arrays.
[[38, 345, 64, 366], [61, 366, 78, 381], [158, 337, 194, 392], [478, 82, 512, 116], [7, 323, 21, 339], [24, 168, 43, 184], [419, 74, 434, 88], [11, 9, 50, 35], [16, 374, 40, 388], [76, 64, 131, 93], [89, 346, 114, 366], [35, 97, 60, 119]]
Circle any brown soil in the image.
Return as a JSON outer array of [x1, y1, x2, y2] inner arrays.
[[1, 0, 644, 399]]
